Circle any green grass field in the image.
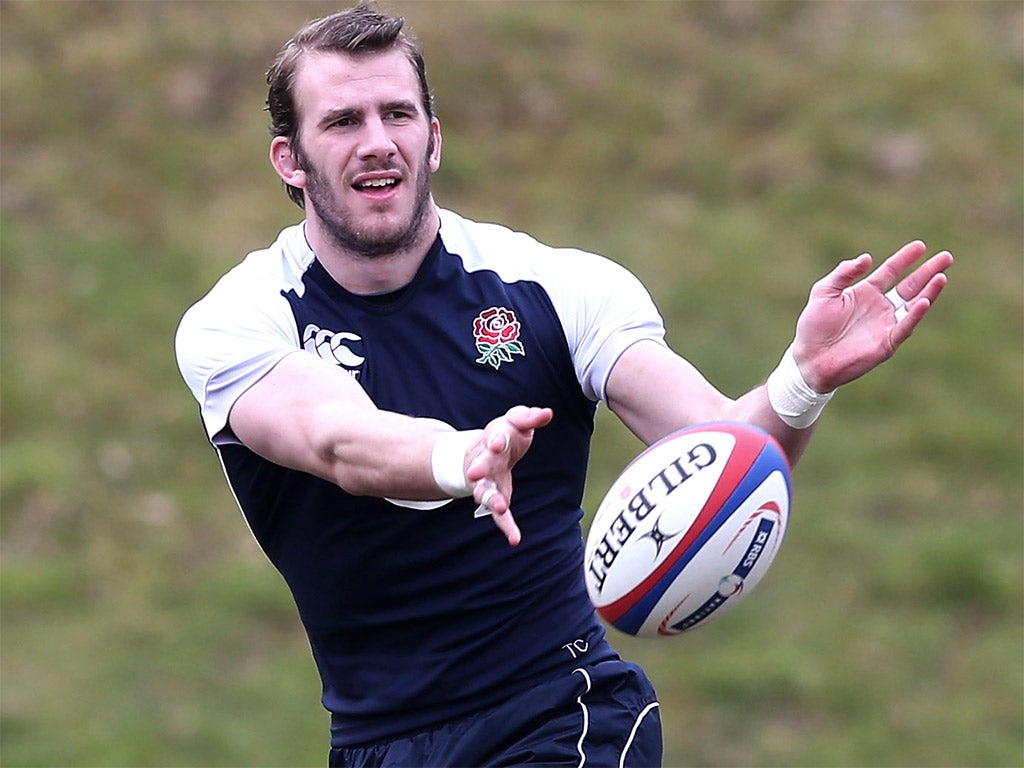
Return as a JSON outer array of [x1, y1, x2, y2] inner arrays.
[[2, 1, 1021, 765]]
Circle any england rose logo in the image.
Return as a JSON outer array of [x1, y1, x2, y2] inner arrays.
[[473, 306, 525, 370]]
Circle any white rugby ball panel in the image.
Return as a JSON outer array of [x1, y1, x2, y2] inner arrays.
[[586, 429, 735, 605]]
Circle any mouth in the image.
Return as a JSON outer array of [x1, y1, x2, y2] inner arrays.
[[353, 173, 401, 194]]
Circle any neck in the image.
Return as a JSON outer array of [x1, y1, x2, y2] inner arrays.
[[305, 204, 440, 295]]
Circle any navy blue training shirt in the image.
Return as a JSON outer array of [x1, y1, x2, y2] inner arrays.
[[175, 208, 667, 746]]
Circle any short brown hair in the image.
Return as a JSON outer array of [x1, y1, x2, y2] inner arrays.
[[266, 3, 435, 207]]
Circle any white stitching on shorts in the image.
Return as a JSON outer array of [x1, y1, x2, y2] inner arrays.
[[572, 668, 593, 768], [619, 701, 660, 768]]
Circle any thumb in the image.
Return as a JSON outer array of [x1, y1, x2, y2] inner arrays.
[[813, 253, 872, 298]]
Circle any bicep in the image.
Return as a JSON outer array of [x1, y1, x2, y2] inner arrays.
[[605, 340, 733, 445], [229, 350, 376, 481]]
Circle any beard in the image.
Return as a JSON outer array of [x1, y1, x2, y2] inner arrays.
[[301, 146, 435, 259]]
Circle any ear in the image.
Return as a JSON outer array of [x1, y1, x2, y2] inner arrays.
[[270, 136, 307, 188], [428, 117, 442, 173]]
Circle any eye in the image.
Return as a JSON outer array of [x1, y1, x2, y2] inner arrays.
[[323, 110, 360, 130]]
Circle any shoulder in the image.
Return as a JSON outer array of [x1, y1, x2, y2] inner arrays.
[[435, 207, 660, 325], [178, 224, 312, 332], [174, 224, 312, 392], [437, 208, 628, 286], [195, 224, 313, 305]]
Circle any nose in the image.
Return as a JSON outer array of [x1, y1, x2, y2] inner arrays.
[[357, 115, 397, 161]]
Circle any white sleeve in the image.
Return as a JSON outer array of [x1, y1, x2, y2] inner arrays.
[[175, 271, 300, 446], [553, 249, 668, 403]]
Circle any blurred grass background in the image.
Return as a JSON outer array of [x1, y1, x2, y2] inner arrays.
[[1, 1, 1021, 766]]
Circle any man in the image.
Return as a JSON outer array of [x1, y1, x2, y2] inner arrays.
[[175, 4, 952, 766]]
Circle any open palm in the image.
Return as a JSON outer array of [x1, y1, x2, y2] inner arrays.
[[792, 241, 953, 393]]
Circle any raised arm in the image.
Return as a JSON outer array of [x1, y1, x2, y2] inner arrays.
[[229, 349, 553, 545], [606, 241, 953, 464]]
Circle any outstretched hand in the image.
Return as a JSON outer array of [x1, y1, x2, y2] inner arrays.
[[792, 241, 953, 393], [465, 405, 554, 546]]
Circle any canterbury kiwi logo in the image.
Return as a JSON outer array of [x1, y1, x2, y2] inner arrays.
[[303, 324, 365, 375]]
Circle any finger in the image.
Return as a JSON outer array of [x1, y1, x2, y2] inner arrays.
[[504, 406, 554, 431], [881, 250, 951, 326], [472, 478, 506, 514], [487, 431, 511, 454], [890, 298, 931, 346], [812, 253, 873, 297], [890, 272, 949, 344], [864, 240, 928, 292], [492, 508, 521, 547], [479, 482, 499, 509], [466, 433, 513, 483], [892, 250, 954, 301], [473, 479, 520, 546], [917, 261, 951, 304]]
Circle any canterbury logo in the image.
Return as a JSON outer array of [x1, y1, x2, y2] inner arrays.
[[303, 324, 365, 372]]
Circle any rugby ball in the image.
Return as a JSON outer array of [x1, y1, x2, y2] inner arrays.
[[584, 421, 791, 637]]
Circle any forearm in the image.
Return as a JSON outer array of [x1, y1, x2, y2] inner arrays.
[[308, 406, 480, 498], [606, 340, 824, 467], [229, 351, 476, 499], [724, 385, 818, 467]]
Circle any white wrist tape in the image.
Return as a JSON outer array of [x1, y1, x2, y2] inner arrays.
[[885, 287, 909, 322], [431, 430, 478, 498], [766, 345, 836, 429]]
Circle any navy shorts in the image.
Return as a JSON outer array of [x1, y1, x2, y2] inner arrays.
[[329, 658, 662, 767]]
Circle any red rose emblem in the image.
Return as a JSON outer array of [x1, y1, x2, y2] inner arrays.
[[474, 307, 520, 345], [473, 307, 526, 370]]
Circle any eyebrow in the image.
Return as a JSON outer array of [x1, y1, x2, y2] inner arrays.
[[317, 99, 421, 129]]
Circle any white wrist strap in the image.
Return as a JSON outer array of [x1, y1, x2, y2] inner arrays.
[[431, 430, 478, 498], [766, 345, 836, 429]]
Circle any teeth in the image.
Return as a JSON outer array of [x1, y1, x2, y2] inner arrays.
[[359, 178, 396, 188]]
